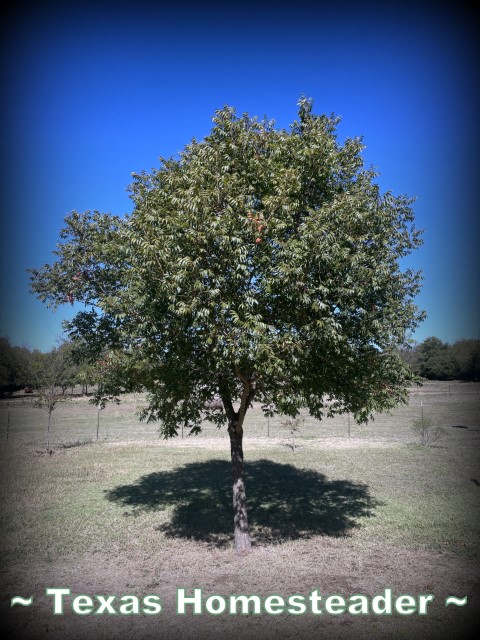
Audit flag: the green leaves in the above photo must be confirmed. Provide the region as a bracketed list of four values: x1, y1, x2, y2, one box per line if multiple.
[29, 98, 424, 434]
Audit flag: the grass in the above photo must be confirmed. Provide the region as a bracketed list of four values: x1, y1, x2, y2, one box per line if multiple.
[1, 380, 478, 448]
[0, 381, 479, 640]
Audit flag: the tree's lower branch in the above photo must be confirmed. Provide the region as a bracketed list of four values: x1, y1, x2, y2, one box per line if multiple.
[218, 374, 236, 423]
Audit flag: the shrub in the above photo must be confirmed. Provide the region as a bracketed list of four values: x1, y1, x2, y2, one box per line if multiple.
[412, 418, 447, 446]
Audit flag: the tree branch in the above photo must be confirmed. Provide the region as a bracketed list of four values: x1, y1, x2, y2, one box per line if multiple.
[218, 374, 236, 423]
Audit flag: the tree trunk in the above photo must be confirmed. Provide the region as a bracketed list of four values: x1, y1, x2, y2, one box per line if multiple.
[46, 409, 52, 451]
[219, 373, 255, 554]
[229, 423, 252, 554]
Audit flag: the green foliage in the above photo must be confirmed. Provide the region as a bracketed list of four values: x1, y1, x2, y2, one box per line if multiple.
[415, 337, 456, 380]
[32, 344, 71, 401]
[450, 339, 480, 381]
[29, 341, 78, 393]
[401, 337, 480, 381]
[29, 98, 424, 436]
[31, 343, 74, 451]
[0, 337, 33, 392]
[0, 337, 101, 396]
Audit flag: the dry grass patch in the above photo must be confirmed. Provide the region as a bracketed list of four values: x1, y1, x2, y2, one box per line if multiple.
[1, 381, 479, 639]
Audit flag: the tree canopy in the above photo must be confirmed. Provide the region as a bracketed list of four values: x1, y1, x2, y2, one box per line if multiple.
[0, 337, 32, 393]
[29, 98, 425, 552]
[401, 337, 480, 381]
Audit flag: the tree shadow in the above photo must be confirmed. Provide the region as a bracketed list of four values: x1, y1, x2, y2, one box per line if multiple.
[105, 459, 380, 547]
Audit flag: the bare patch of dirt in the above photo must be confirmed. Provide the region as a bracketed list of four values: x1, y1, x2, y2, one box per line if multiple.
[2, 539, 478, 640]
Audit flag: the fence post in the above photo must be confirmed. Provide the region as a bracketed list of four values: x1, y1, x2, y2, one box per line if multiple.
[6, 404, 11, 442]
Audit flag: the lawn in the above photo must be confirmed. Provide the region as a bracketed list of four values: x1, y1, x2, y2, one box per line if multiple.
[0, 381, 479, 639]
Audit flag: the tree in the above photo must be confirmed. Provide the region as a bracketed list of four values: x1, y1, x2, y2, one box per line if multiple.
[55, 340, 80, 394]
[75, 360, 99, 395]
[400, 337, 480, 381]
[0, 337, 33, 394]
[29, 98, 424, 552]
[451, 339, 480, 381]
[415, 336, 456, 380]
[32, 343, 72, 450]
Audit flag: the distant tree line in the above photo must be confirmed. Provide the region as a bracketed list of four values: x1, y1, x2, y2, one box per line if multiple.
[2, 335, 479, 396]
[400, 337, 480, 381]
[0, 337, 97, 396]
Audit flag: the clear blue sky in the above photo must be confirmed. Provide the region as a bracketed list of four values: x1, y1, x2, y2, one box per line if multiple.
[1, 1, 478, 352]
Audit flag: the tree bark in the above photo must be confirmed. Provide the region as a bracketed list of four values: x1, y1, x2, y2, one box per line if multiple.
[46, 409, 52, 451]
[219, 373, 255, 554]
[228, 421, 252, 554]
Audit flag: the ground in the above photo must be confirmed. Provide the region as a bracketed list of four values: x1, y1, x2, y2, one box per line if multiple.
[0, 381, 479, 639]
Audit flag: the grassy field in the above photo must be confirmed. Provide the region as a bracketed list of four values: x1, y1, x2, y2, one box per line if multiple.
[0, 381, 479, 639]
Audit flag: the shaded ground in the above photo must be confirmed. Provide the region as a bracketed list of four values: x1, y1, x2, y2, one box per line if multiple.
[1, 381, 479, 640]
[105, 459, 379, 546]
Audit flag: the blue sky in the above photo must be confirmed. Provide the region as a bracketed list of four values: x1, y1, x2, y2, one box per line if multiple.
[1, 1, 478, 351]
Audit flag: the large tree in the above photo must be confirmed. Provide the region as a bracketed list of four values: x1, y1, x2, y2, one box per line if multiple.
[415, 336, 456, 380]
[29, 98, 424, 553]
[0, 337, 33, 393]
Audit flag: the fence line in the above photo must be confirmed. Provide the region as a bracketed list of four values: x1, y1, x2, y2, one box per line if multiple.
[1, 382, 479, 449]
